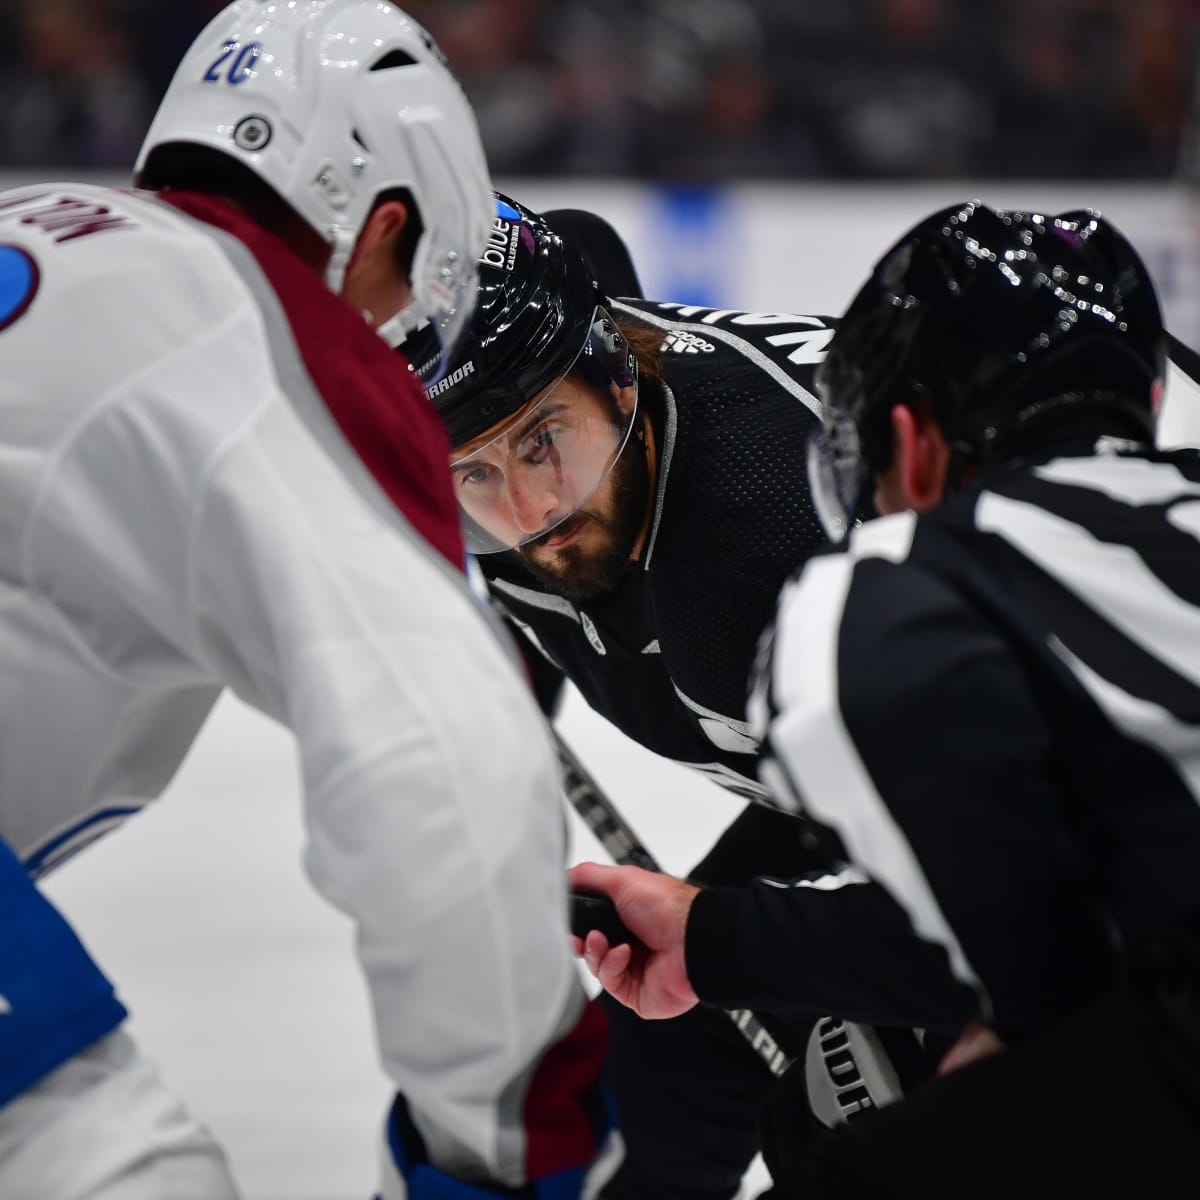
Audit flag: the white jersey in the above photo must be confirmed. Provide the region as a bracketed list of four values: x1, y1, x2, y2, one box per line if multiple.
[0, 182, 605, 1186]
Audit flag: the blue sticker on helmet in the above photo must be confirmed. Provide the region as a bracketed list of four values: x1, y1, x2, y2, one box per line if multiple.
[0, 246, 39, 332]
[495, 198, 522, 222]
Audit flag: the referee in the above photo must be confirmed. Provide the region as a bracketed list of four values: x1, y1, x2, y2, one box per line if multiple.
[575, 201, 1200, 1195]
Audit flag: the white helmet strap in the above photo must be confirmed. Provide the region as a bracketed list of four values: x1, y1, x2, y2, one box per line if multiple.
[376, 303, 421, 350]
[324, 226, 357, 296]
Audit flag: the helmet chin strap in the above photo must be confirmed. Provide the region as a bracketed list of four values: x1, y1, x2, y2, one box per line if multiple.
[376, 297, 424, 351]
[324, 226, 357, 296]
[326, 227, 425, 355]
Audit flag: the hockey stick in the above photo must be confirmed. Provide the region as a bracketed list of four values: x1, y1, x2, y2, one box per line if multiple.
[554, 728, 794, 1078]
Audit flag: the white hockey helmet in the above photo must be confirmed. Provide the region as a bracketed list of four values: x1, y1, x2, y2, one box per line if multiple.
[134, 0, 492, 383]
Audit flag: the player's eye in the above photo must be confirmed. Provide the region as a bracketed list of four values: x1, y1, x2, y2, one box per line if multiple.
[520, 424, 558, 464]
[456, 463, 494, 488]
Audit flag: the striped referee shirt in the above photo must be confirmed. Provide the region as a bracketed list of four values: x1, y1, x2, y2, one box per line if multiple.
[744, 427, 1200, 1040]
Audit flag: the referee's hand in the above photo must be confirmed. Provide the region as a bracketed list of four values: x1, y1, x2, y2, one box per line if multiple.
[568, 861, 701, 1020]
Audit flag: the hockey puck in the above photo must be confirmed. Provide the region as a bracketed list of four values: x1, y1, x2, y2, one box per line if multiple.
[570, 891, 636, 946]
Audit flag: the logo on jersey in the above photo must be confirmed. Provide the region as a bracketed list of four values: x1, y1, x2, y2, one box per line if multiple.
[652, 303, 835, 366]
[0, 245, 39, 332]
[660, 330, 715, 355]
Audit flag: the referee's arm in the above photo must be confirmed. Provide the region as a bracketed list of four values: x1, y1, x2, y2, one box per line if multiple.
[743, 550, 1115, 1038]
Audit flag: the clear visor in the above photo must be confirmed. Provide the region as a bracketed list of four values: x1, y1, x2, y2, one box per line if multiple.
[806, 409, 867, 543]
[413, 234, 483, 386]
[449, 307, 638, 554]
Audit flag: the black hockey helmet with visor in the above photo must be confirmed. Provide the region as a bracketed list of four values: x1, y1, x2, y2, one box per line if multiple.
[808, 201, 1166, 541]
[424, 193, 638, 554]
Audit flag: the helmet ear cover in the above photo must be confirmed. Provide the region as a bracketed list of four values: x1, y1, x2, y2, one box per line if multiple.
[574, 309, 637, 394]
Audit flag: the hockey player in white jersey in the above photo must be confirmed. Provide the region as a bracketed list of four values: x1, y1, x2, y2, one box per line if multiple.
[0, 3, 618, 1198]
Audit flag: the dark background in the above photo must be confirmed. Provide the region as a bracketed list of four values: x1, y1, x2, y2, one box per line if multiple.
[0, 0, 1197, 180]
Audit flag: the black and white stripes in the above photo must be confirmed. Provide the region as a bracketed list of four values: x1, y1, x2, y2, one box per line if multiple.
[754, 436, 1200, 1036]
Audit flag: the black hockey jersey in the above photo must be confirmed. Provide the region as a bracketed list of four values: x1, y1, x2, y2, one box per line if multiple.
[480, 299, 836, 799]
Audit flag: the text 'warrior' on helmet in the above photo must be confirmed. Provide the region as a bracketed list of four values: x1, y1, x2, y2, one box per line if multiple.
[134, 0, 493, 382]
[423, 192, 609, 449]
[807, 201, 1167, 540]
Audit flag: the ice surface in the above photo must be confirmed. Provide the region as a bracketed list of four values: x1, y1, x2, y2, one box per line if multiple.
[41, 685, 769, 1200]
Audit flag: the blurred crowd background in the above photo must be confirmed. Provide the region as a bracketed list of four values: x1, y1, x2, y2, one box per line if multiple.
[0, 0, 1197, 180]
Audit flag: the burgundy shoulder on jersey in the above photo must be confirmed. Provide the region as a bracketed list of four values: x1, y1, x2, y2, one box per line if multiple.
[161, 191, 465, 571]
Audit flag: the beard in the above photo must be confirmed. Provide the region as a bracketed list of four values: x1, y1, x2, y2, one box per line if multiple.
[510, 430, 652, 606]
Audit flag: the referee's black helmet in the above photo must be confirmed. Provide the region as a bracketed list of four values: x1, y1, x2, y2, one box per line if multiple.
[807, 202, 1167, 537]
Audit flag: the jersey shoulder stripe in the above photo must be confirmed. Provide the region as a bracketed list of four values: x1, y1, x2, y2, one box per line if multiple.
[760, 528, 982, 999]
[612, 298, 830, 417]
[165, 192, 466, 572]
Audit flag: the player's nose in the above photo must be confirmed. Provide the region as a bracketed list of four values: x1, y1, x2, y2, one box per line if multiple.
[507, 473, 562, 536]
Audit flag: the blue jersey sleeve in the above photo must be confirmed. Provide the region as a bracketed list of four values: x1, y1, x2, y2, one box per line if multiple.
[0, 837, 127, 1106]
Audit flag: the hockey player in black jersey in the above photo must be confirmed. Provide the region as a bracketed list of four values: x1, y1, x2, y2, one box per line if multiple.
[439, 195, 834, 795]
[422, 192, 953, 1200]
[577, 202, 1200, 1196]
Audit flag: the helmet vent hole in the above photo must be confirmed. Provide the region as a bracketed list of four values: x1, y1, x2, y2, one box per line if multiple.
[370, 49, 417, 71]
[351, 128, 369, 151]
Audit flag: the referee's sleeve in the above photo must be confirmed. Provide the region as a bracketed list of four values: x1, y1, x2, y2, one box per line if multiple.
[756, 549, 1116, 1037]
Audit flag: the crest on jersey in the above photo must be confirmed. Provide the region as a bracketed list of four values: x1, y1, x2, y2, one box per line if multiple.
[0, 245, 39, 332]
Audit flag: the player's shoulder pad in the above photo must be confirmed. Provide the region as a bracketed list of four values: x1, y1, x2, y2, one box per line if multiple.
[612, 297, 837, 378]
